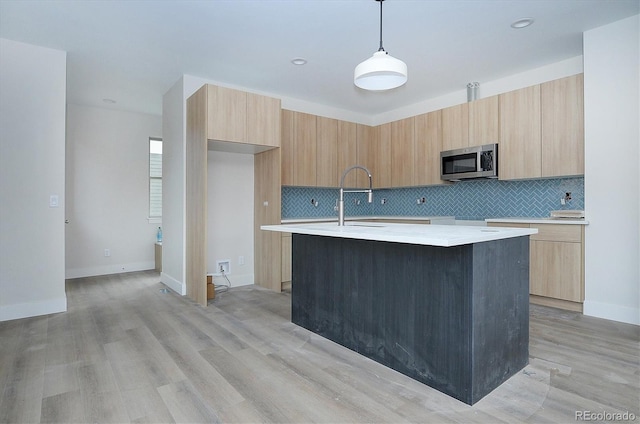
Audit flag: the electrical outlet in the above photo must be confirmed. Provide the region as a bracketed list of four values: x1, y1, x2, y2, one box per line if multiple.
[238, 255, 245, 265]
[216, 260, 230, 275]
[104, 249, 110, 257]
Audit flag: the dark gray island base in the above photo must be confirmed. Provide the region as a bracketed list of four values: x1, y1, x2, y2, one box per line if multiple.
[291, 234, 530, 405]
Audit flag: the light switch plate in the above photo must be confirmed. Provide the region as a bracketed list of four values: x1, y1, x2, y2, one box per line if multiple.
[49, 194, 59, 208]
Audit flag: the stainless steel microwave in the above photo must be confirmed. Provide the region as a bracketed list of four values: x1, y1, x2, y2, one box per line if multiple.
[440, 143, 498, 181]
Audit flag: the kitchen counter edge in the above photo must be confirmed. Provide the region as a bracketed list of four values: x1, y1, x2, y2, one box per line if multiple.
[486, 217, 589, 225]
[262, 222, 537, 248]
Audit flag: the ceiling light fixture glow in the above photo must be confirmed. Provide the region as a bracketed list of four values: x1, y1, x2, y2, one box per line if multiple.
[354, 0, 407, 91]
[511, 17, 534, 29]
[291, 58, 307, 65]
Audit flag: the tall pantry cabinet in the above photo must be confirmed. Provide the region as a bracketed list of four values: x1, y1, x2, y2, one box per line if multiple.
[186, 84, 282, 306]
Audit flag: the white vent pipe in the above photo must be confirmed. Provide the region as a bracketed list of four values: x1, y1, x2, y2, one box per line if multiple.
[467, 82, 480, 102]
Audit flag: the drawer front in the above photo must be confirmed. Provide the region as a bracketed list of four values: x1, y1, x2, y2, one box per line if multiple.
[530, 224, 582, 242]
[487, 222, 530, 229]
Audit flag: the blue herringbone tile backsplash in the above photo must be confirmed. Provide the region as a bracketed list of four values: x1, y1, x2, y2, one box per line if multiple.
[282, 177, 584, 220]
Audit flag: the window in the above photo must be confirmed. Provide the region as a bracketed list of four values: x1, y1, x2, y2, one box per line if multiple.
[149, 138, 162, 218]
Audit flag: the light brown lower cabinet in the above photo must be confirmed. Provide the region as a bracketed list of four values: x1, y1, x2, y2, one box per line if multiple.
[488, 222, 585, 312]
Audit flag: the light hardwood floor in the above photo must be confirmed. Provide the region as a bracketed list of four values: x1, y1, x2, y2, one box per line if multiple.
[1, 270, 638, 423]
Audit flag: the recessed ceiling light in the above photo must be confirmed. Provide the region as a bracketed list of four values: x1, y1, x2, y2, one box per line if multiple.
[291, 58, 307, 66]
[511, 18, 534, 29]
[102, 98, 117, 104]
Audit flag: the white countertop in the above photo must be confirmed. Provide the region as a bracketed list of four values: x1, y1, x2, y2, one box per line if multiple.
[261, 222, 538, 247]
[485, 217, 589, 225]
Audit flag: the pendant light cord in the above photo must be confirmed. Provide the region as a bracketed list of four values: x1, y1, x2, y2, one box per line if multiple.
[378, 0, 385, 52]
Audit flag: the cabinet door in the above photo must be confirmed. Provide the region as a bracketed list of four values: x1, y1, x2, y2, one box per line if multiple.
[247, 92, 281, 147]
[280, 109, 294, 186]
[541, 74, 584, 177]
[376, 124, 391, 188]
[530, 240, 582, 302]
[441, 103, 469, 151]
[499, 85, 541, 180]
[316, 116, 338, 187]
[469, 95, 499, 146]
[414, 110, 442, 186]
[293, 112, 317, 186]
[337, 120, 357, 187]
[356, 124, 385, 188]
[207, 85, 246, 143]
[391, 117, 415, 187]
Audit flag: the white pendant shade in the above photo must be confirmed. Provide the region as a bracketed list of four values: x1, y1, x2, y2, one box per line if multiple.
[354, 50, 407, 91]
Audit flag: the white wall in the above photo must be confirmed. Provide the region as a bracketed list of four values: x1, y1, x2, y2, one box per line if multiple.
[65, 104, 162, 278]
[160, 78, 186, 294]
[583, 15, 640, 325]
[0, 39, 67, 321]
[207, 151, 254, 287]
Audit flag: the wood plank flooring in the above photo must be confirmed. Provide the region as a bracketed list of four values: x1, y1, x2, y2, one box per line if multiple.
[0, 270, 638, 423]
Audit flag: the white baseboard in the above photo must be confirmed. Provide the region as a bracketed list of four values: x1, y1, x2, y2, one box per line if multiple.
[0, 296, 67, 322]
[583, 300, 640, 326]
[161, 272, 186, 295]
[65, 261, 155, 279]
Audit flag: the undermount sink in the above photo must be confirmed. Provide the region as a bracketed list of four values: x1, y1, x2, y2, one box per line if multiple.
[345, 223, 386, 228]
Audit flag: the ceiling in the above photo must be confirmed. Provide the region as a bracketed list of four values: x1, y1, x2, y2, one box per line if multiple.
[1, 0, 638, 118]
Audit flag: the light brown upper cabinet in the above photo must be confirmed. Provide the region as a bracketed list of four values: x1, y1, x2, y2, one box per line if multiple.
[281, 109, 294, 185]
[499, 74, 584, 180]
[375, 123, 392, 188]
[357, 124, 388, 188]
[337, 120, 358, 187]
[247, 92, 281, 147]
[281, 110, 317, 186]
[414, 110, 443, 186]
[499, 85, 542, 180]
[293, 112, 317, 186]
[469, 95, 499, 146]
[206, 85, 280, 147]
[541, 74, 584, 177]
[282, 112, 362, 188]
[391, 117, 415, 187]
[441, 103, 469, 151]
[316, 116, 338, 187]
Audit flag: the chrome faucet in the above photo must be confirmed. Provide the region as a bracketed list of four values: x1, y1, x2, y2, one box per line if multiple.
[338, 165, 373, 226]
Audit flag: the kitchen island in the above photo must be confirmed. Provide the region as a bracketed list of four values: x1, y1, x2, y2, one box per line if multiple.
[261, 222, 538, 405]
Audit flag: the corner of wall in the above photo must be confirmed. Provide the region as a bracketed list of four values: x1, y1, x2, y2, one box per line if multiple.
[161, 272, 186, 296]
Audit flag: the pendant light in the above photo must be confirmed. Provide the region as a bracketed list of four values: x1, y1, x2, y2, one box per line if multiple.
[354, 0, 407, 91]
